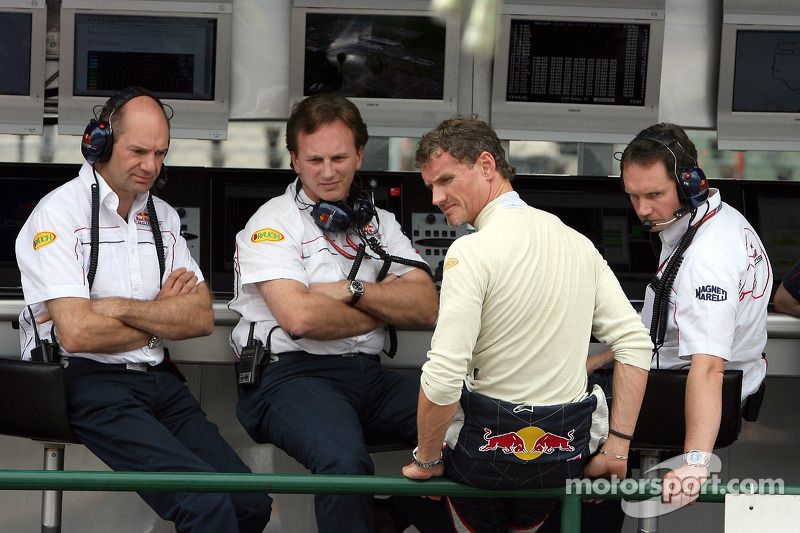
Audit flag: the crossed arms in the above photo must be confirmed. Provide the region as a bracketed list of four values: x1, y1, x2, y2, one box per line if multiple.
[46, 268, 213, 355]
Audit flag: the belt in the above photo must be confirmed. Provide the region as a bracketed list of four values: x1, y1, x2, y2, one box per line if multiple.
[64, 357, 167, 373]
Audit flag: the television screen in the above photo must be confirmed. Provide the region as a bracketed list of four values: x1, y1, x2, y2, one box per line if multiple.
[717, 13, 800, 151]
[290, 2, 463, 136]
[0, 1, 45, 135]
[58, 1, 232, 140]
[490, 3, 664, 143]
[0, 12, 31, 96]
[73, 14, 216, 101]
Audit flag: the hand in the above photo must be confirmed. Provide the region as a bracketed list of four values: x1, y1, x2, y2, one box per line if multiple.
[401, 462, 445, 500]
[661, 464, 708, 508]
[157, 268, 198, 299]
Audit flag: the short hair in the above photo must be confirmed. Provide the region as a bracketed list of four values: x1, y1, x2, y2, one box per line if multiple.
[620, 122, 697, 181]
[285, 94, 369, 154]
[415, 118, 516, 180]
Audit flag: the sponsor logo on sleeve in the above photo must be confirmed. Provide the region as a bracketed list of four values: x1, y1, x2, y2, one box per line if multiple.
[251, 228, 284, 243]
[444, 257, 459, 270]
[695, 285, 727, 301]
[33, 231, 57, 250]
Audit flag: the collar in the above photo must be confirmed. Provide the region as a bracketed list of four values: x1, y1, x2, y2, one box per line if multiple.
[473, 191, 526, 230]
[659, 188, 722, 248]
[78, 161, 150, 219]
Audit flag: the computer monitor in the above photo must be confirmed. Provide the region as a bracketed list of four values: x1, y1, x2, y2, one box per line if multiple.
[490, 1, 665, 143]
[0, 0, 45, 135]
[58, 0, 232, 140]
[289, 0, 462, 137]
[717, 13, 800, 151]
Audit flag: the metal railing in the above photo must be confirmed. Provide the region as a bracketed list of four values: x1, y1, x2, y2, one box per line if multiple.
[1, 470, 798, 533]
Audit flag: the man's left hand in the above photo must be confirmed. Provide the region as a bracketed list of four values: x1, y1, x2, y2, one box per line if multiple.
[662, 464, 708, 508]
[402, 461, 444, 481]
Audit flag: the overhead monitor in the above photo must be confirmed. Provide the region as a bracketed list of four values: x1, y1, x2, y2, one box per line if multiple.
[491, 1, 665, 143]
[0, 0, 45, 135]
[289, 0, 462, 137]
[717, 13, 800, 151]
[58, 0, 232, 140]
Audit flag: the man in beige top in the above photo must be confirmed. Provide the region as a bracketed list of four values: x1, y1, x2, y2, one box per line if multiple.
[402, 118, 651, 532]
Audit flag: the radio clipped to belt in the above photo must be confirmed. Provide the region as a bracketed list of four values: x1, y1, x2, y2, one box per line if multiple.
[28, 306, 60, 363]
[237, 323, 280, 388]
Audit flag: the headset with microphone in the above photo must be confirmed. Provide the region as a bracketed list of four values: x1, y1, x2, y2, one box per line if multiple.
[626, 126, 709, 232]
[81, 85, 173, 189]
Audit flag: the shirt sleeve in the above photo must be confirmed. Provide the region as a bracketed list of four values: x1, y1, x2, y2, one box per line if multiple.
[421, 237, 484, 405]
[16, 204, 89, 304]
[235, 200, 309, 287]
[673, 247, 739, 360]
[591, 252, 652, 370]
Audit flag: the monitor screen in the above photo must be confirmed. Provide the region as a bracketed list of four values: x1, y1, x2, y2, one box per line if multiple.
[717, 20, 800, 150]
[290, 2, 462, 136]
[0, 2, 45, 134]
[72, 14, 216, 101]
[58, 1, 232, 140]
[491, 5, 664, 142]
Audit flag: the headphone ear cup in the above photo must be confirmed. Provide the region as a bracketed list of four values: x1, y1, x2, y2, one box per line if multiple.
[81, 119, 113, 164]
[351, 193, 376, 227]
[678, 166, 709, 208]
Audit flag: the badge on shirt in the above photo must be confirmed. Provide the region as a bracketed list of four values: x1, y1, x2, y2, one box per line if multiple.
[134, 211, 150, 227]
[33, 231, 57, 250]
[444, 257, 459, 270]
[695, 284, 728, 302]
[251, 228, 284, 243]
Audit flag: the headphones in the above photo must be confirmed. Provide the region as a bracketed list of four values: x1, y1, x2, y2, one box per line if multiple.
[310, 190, 377, 233]
[630, 127, 709, 209]
[298, 180, 377, 233]
[81, 86, 170, 165]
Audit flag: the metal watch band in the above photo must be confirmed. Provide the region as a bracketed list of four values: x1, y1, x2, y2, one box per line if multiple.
[412, 447, 443, 470]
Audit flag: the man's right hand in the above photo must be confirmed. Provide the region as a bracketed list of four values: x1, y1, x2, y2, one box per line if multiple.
[157, 268, 198, 299]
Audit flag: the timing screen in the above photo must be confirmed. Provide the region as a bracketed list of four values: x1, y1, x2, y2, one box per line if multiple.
[505, 19, 649, 106]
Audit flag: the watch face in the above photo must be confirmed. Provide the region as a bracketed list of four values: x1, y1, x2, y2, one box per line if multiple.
[350, 280, 364, 294]
[686, 450, 708, 466]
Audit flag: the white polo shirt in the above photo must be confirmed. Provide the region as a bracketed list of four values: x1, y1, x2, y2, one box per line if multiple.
[228, 179, 421, 356]
[16, 161, 201, 365]
[641, 189, 771, 398]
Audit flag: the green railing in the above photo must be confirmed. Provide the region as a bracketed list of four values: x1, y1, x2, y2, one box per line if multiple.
[0, 471, 797, 533]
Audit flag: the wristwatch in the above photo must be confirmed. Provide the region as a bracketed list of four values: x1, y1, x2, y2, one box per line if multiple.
[683, 449, 711, 467]
[347, 280, 365, 305]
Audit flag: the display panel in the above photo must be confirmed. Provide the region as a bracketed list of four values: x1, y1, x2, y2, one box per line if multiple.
[491, 3, 664, 142]
[58, 0, 232, 140]
[290, 1, 462, 136]
[718, 21, 800, 150]
[0, 1, 45, 134]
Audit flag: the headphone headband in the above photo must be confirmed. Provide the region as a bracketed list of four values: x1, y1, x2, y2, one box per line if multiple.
[81, 86, 171, 165]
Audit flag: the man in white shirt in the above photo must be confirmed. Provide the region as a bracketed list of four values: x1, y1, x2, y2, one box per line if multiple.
[402, 118, 652, 532]
[16, 87, 271, 532]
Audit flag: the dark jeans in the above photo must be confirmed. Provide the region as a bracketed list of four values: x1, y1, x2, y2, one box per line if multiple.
[65, 358, 272, 533]
[237, 352, 422, 533]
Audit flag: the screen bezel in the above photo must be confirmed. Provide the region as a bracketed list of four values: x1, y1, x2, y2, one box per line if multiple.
[57, 0, 232, 140]
[717, 17, 800, 151]
[0, 1, 45, 135]
[289, 2, 461, 137]
[490, 5, 664, 143]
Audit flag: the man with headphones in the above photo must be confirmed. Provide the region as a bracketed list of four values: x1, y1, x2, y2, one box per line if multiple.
[15, 87, 271, 532]
[614, 123, 771, 507]
[230, 94, 441, 532]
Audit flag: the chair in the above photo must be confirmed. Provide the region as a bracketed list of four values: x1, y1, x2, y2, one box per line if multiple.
[628, 368, 765, 533]
[0, 357, 80, 533]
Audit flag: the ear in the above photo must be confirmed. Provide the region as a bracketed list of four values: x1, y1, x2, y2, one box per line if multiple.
[477, 151, 496, 178]
[290, 151, 300, 175]
[355, 147, 365, 170]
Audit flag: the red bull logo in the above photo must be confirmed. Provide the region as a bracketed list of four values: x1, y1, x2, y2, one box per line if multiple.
[531, 429, 575, 454]
[479, 427, 576, 460]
